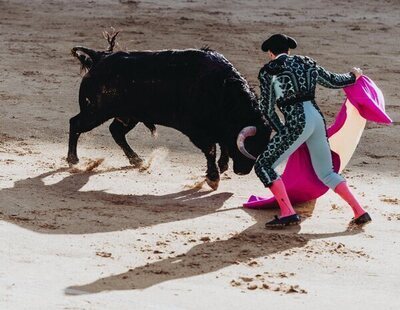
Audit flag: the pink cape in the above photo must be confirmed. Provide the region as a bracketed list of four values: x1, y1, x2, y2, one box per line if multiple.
[244, 76, 392, 209]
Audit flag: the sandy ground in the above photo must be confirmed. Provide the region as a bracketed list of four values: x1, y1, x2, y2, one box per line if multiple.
[1, 0, 400, 309]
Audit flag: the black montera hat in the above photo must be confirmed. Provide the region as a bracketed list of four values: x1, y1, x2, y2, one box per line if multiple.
[261, 33, 297, 52]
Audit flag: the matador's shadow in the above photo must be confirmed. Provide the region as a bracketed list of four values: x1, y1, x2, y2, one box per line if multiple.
[65, 202, 364, 295]
[0, 167, 363, 294]
[0, 167, 233, 234]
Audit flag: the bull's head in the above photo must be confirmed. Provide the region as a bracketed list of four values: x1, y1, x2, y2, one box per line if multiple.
[237, 126, 258, 160]
[219, 75, 272, 175]
[231, 122, 271, 175]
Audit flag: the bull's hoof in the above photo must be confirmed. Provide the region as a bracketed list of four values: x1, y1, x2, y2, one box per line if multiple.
[205, 177, 220, 191]
[67, 155, 79, 165]
[129, 156, 143, 168]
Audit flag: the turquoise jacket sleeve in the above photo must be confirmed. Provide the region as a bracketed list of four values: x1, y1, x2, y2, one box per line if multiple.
[316, 65, 356, 89]
[258, 69, 284, 133]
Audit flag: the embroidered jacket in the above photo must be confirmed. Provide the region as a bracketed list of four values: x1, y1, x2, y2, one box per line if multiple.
[258, 54, 356, 132]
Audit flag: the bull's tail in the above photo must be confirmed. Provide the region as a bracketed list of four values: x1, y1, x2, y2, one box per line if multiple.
[115, 118, 157, 137]
[71, 30, 120, 73]
[71, 46, 104, 72]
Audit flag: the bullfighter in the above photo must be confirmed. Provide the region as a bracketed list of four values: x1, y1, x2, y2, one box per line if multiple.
[255, 33, 371, 228]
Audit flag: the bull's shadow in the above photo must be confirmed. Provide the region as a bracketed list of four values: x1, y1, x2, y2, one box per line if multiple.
[65, 204, 364, 295]
[0, 167, 233, 234]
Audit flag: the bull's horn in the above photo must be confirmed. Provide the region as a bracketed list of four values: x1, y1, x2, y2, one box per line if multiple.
[236, 126, 257, 160]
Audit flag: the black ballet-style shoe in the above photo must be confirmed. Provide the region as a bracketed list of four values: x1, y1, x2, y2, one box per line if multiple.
[265, 214, 301, 228]
[351, 212, 372, 225]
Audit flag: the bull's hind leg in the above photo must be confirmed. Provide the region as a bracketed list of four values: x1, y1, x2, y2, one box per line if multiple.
[109, 118, 143, 167]
[217, 144, 229, 173]
[67, 112, 110, 165]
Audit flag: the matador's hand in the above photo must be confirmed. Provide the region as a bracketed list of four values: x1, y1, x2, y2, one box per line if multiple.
[351, 67, 363, 80]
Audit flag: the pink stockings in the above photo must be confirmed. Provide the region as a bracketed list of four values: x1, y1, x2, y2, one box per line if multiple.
[334, 181, 367, 219]
[270, 179, 366, 219]
[269, 178, 296, 217]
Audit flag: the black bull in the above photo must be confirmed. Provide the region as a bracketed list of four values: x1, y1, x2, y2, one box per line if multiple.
[67, 47, 272, 189]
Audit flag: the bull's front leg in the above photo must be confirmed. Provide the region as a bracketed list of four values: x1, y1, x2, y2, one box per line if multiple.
[217, 144, 229, 173]
[202, 144, 220, 190]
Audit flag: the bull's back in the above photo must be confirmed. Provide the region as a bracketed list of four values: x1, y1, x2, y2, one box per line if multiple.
[85, 49, 234, 130]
